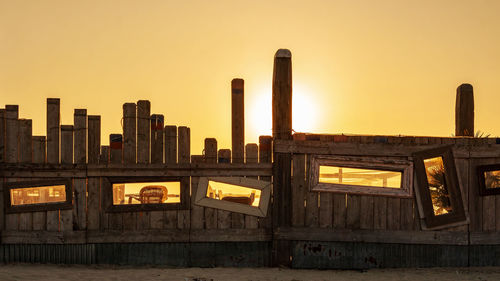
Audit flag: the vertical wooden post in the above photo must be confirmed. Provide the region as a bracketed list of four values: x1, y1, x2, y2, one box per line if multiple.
[245, 143, 259, 229]
[109, 134, 123, 163]
[204, 138, 218, 229]
[87, 115, 101, 231]
[47, 98, 60, 164]
[5, 105, 19, 231]
[137, 101, 151, 230]
[60, 125, 74, 231]
[98, 146, 111, 231]
[123, 103, 136, 164]
[178, 126, 191, 229]
[164, 125, 178, 229]
[32, 136, 47, 230]
[150, 114, 164, 164]
[272, 49, 293, 266]
[217, 149, 232, 229]
[18, 119, 33, 230]
[74, 109, 87, 230]
[455, 83, 474, 136]
[232, 78, 245, 163]
[191, 155, 205, 229]
[258, 135, 273, 229]
[0, 109, 5, 163]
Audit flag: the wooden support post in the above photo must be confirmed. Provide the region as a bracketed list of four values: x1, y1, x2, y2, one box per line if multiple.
[204, 138, 218, 229]
[5, 105, 19, 231]
[18, 119, 33, 231]
[455, 83, 474, 136]
[123, 103, 136, 164]
[137, 100, 150, 164]
[47, 98, 60, 164]
[258, 135, 273, 229]
[217, 149, 232, 229]
[32, 136, 46, 230]
[164, 125, 178, 229]
[178, 126, 191, 229]
[87, 115, 101, 231]
[245, 143, 259, 229]
[0, 109, 4, 163]
[150, 114, 164, 164]
[60, 125, 74, 231]
[109, 134, 123, 163]
[74, 109, 87, 230]
[191, 155, 205, 229]
[272, 49, 293, 266]
[232, 78, 245, 163]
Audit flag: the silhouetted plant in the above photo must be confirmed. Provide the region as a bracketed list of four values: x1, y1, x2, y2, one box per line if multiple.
[426, 162, 452, 215]
[485, 171, 500, 189]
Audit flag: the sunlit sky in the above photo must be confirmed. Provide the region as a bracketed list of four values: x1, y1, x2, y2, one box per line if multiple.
[1, 1, 500, 155]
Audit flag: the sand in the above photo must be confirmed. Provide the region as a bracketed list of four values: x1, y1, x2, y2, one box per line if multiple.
[0, 265, 499, 281]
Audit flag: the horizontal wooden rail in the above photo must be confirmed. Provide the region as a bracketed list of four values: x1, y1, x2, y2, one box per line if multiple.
[0, 163, 273, 178]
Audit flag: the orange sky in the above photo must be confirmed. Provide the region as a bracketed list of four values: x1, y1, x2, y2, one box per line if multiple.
[1, 1, 500, 154]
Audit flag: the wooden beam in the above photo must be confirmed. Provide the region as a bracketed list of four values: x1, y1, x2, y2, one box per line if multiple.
[455, 83, 474, 136]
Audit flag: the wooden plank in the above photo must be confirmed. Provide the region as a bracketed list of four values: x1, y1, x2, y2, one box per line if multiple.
[46, 99, 60, 164]
[373, 197, 387, 230]
[87, 116, 101, 231]
[204, 138, 218, 229]
[258, 136, 273, 229]
[333, 194, 346, 229]
[18, 119, 33, 231]
[60, 125, 74, 232]
[0, 109, 5, 163]
[346, 194, 361, 229]
[88, 116, 101, 164]
[483, 196, 496, 232]
[217, 149, 231, 229]
[231, 79, 245, 229]
[123, 103, 136, 164]
[304, 155, 319, 227]
[74, 109, 87, 231]
[5, 105, 19, 231]
[177, 126, 190, 229]
[1, 231, 86, 244]
[291, 154, 305, 227]
[32, 136, 46, 231]
[497, 195, 500, 232]
[359, 196, 374, 230]
[386, 197, 401, 230]
[319, 192, 333, 228]
[469, 158, 482, 232]
[150, 114, 164, 229]
[191, 155, 205, 229]
[136, 100, 150, 164]
[245, 143, 259, 229]
[399, 198, 415, 231]
[455, 83, 474, 136]
[164, 125, 177, 229]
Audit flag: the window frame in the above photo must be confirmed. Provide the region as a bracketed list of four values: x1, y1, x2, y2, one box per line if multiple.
[477, 163, 500, 196]
[413, 146, 468, 230]
[103, 176, 188, 213]
[4, 179, 73, 213]
[308, 155, 413, 198]
[193, 176, 271, 217]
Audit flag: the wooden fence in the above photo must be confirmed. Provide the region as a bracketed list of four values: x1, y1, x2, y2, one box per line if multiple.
[0, 49, 499, 268]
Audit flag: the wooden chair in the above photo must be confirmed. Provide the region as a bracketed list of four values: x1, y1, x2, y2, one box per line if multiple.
[139, 185, 168, 203]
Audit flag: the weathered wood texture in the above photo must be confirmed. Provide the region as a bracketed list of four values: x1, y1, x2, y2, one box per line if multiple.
[456, 84, 474, 137]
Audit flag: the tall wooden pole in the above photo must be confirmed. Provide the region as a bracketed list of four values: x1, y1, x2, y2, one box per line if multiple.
[272, 49, 293, 267]
[455, 83, 474, 137]
[232, 78, 245, 163]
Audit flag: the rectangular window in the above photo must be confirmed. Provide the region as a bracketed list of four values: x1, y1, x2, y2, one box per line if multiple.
[194, 177, 271, 217]
[4, 179, 73, 213]
[112, 181, 180, 205]
[309, 156, 413, 197]
[105, 177, 187, 212]
[413, 146, 468, 230]
[477, 164, 500, 196]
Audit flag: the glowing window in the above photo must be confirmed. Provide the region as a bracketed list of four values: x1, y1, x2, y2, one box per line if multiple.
[309, 156, 413, 197]
[423, 157, 453, 216]
[477, 164, 500, 196]
[207, 180, 262, 207]
[112, 181, 180, 205]
[4, 180, 72, 213]
[10, 185, 66, 206]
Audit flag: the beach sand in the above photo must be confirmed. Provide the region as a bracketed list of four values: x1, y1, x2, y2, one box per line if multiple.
[0, 265, 499, 281]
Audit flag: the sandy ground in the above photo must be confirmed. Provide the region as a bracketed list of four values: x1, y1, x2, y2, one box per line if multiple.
[0, 265, 499, 281]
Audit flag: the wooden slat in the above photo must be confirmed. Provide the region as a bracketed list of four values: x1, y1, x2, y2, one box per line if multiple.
[164, 126, 177, 229]
[74, 110, 87, 231]
[5, 105, 19, 231]
[333, 194, 346, 229]
[109, 134, 122, 164]
[386, 197, 401, 230]
[87, 116, 101, 231]
[304, 155, 319, 227]
[123, 103, 136, 164]
[150, 114, 164, 229]
[18, 119, 33, 231]
[373, 197, 387, 230]
[88, 116, 101, 164]
[245, 143, 259, 229]
[319, 192, 333, 228]
[455, 84, 474, 136]
[46, 99, 60, 164]
[137, 100, 150, 164]
[259, 136, 272, 229]
[204, 138, 218, 229]
[217, 149, 231, 229]
[177, 126, 191, 229]
[291, 154, 306, 227]
[469, 158, 482, 232]
[32, 136, 46, 231]
[231, 80, 246, 229]
[400, 198, 415, 231]
[346, 194, 361, 229]
[191, 155, 205, 229]
[0, 109, 5, 163]
[359, 196, 374, 229]
[60, 125, 74, 231]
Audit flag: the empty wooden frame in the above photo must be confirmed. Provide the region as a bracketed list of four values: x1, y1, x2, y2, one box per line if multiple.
[194, 177, 271, 217]
[308, 155, 413, 197]
[413, 146, 468, 230]
[477, 164, 500, 196]
[104, 177, 188, 212]
[4, 179, 73, 213]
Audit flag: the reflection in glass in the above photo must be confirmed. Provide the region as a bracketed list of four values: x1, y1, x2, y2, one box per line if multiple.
[207, 181, 261, 207]
[319, 166, 401, 188]
[10, 185, 66, 206]
[424, 157, 453, 216]
[112, 182, 180, 205]
[484, 170, 500, 189]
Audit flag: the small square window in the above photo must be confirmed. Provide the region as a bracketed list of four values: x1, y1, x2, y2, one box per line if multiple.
[194, 177, 271, 217]
[413, 146, 468, 230]
[104, 177, 187, 212]
[477, 164, 500, 196]
[4, 179, 73, 213]
[309, 155, 413, 197]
